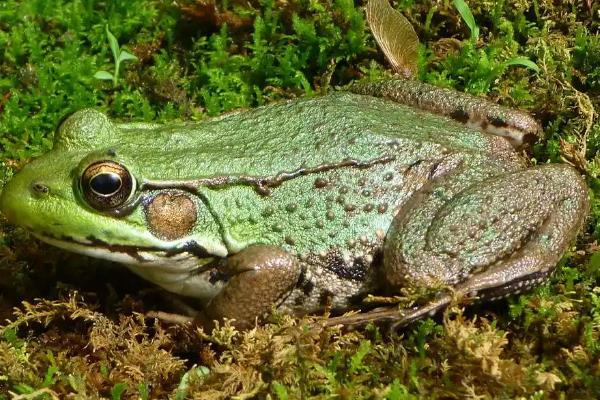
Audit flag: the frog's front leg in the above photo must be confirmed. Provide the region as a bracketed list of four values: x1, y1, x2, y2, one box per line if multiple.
[195, 245, 301, 329]
[383, 164, 588, 315]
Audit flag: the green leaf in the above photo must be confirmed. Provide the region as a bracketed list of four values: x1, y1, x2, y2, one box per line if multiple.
[272, 381, 289, 400]
[385, 379, 415, 400]
[42, 351, 58, 386]
[504, 57, 540, 73]
[453, 0, 479, 41]
[138, 382, 150, 400]
[118, 50, 138, 63]
[587, 251, 600, 272]
[43, 365, 59, 387]
[100, 362, 110, 378]
[3, 328, 19, 346]
[349, 340, 371, 374]
[111, 383, 127, 400]
[175, 366, 211, 400]
[94, 71, 114, 80]
[105, 25, 120, 64]
[13, 383, 35, 395]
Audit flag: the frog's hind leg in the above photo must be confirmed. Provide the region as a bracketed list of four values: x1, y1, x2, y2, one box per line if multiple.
[351, 79, 541, 149]
[383, 164, 588, 320]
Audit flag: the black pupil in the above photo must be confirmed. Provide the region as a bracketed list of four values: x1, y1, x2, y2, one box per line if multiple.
[90, 172, 122, 196]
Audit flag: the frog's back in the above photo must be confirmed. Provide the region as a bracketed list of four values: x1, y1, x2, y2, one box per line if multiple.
[117, 92, 523, 181]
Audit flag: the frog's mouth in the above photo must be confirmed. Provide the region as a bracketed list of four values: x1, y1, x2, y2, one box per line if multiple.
[32, 232, 215, 271]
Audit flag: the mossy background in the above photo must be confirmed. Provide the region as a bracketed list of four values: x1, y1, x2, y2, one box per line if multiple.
[0, 0, 599, 398]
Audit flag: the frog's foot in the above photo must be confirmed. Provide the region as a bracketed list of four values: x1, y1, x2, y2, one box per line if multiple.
[194, 245, 301, 330]
[383, 163, 588, 305]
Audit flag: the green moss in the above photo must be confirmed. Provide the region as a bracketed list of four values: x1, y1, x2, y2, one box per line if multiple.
[1, 0, 599, 398]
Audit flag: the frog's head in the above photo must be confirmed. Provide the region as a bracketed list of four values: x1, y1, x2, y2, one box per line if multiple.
[0, 110, 227, 297]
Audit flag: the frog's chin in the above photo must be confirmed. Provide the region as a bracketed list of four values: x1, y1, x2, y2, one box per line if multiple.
[32, 232, 226, 300]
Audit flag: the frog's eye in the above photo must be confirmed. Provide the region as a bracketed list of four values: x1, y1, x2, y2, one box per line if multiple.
[81, 161, 135, 211]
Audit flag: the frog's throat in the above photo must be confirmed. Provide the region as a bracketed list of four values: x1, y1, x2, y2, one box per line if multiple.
[32, 233, 215, 272]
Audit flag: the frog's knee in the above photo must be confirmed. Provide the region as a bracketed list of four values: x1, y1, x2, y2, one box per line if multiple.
[537, 163, 588, 213]
[527, 164, 588, 251]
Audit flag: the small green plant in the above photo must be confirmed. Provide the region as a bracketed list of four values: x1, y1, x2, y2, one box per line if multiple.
[174, 366, 210, 400]
[453, 0, 479, 41]
[94, 25, 138, 87]
[110, 382, 127, 400]
[450, 0, 539, 83]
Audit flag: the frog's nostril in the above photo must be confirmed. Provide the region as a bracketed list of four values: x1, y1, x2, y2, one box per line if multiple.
[31, 182, 50, 197]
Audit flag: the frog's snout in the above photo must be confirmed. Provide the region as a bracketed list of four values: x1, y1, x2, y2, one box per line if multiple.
[0, 170, 50, 226]
[0, 177, 20, 224]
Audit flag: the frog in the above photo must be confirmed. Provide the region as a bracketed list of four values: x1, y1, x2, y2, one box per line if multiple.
[0, 0, 589, 329]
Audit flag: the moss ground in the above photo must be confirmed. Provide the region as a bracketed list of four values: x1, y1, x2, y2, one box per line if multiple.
[0, 0, 599, 398]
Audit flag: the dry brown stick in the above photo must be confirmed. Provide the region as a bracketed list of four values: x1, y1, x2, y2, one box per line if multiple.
[321, 293, 457, 329]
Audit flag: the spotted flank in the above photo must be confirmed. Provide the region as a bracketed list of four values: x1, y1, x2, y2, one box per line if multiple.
[279, 242, 383, 314]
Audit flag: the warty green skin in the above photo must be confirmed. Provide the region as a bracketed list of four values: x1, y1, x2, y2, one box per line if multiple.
[0, 81, 589, 328]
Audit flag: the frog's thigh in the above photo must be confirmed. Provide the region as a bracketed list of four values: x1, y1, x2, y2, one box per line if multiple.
[383, 164, 588, 297]
[196, 245, 301, 329]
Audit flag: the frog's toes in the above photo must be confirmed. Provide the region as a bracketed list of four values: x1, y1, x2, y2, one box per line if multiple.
[383, 163, 588, 300]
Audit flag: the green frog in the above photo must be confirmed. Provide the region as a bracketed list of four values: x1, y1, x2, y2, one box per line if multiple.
[0, 0, 588, 328]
